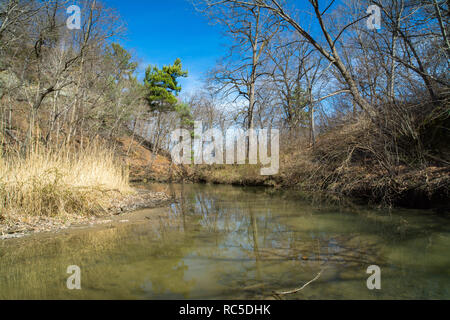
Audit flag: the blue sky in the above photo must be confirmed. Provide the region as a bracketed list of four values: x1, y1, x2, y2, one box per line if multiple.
[99, 0, 342, 100]
[103, 0, 226, 96]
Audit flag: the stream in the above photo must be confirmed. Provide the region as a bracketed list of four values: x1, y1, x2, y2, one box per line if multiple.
[0, 183, 449, 299]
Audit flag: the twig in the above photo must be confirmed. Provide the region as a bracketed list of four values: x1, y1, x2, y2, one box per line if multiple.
[273, 268, 326, 297]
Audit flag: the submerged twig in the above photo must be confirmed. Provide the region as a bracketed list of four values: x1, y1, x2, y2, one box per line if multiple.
[273, 268, 326, 298]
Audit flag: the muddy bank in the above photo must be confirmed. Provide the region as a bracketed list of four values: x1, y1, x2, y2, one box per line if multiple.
[0, 189, 173, 240]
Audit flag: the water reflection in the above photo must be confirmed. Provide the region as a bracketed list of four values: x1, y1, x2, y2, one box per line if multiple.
[0, 183, 449, 299]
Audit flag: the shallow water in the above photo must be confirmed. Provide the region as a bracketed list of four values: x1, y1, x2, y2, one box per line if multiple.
[0, 183, 449, 300]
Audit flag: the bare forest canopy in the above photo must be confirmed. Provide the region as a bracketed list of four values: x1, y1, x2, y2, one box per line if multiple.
[0, 0, 449, 192]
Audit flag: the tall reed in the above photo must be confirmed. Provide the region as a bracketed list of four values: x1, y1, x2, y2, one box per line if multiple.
[0, 142, 131, 218]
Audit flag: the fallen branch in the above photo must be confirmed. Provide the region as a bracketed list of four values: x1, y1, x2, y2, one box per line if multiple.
[273, 268, 326, 297]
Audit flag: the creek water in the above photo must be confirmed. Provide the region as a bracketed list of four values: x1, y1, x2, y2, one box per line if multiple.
[0, 183, 449, 299]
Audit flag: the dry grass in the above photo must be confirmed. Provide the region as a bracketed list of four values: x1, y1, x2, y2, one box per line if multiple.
[0, 143, 133, 218]
[192, 164, 273, 186]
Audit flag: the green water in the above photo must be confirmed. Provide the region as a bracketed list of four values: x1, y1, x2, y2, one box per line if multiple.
[0, 183, 449, 300]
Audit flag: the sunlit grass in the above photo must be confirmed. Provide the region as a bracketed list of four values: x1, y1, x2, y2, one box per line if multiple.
[0, 142, 132, 218]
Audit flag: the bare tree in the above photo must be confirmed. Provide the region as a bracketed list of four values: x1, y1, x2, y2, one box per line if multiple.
[197, 1, 281, 130]
[0, 0, 39, 46]
[201, 0, 380, 117]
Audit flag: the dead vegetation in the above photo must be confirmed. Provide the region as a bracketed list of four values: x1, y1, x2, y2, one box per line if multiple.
[0, 141, 132, 219]
[183, 97, 450, 208]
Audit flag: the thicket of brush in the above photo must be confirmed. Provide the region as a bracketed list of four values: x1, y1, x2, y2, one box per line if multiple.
[281, 96, 450, 207]
[188, 96, 449, 208]
[0, 142, 131, 219]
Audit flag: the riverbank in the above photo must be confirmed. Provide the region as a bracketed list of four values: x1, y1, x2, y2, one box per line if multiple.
[0, 189, 171, 240]
[187, 163, 449, 209]
[129, 161, 449, 210]
[124, 140, 449, 210]
[0, 142, 173, 240]
[125, 111, 449, 210]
